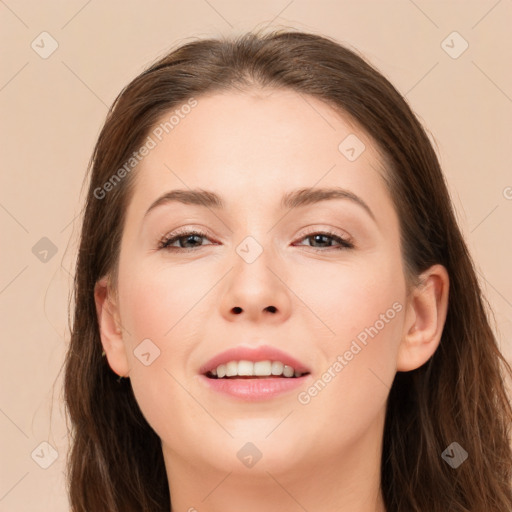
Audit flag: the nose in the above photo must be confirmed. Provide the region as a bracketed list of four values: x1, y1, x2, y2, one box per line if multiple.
[219, 242, 292, 324]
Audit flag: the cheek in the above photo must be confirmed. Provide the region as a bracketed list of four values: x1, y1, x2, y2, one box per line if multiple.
[298, 246, 405, 350]
[288, 254, 404, 443]
[118, 260, 214, 346]
[116, 261, 217, 433]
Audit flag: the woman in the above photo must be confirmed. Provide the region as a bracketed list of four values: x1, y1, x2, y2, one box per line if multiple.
[64, 29, 512, 511]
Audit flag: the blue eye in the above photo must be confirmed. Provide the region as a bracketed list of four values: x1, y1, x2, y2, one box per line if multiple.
[158, 229, 354, 252]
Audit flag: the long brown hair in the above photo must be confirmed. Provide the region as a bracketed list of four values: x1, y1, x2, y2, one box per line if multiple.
[64, 28, 512, 511]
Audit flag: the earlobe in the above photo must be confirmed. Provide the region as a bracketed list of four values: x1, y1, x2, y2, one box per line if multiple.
[396, 264, 450, 372]
[94, 276, 131, 377]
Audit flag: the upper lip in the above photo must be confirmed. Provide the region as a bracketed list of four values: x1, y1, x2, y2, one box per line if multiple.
[199, 345, 311, 375]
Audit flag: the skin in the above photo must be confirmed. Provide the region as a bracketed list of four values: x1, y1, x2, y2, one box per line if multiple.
[95, 88, 449, 512]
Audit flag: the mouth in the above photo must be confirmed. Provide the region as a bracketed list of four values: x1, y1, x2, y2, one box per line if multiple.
[199, 345, 311, 400]
[205, 360, 310, 379]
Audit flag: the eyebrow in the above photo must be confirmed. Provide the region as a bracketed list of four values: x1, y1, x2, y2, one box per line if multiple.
[144, 186, 376, 222]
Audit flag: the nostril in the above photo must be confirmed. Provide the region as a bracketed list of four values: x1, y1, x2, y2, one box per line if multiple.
[232, 307, 242, 314]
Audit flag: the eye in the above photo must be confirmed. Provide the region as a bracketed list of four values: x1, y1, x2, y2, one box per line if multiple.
[158, 229, 214, 251]
[294, 230, 354, 251]
[157, 229, 354, 252]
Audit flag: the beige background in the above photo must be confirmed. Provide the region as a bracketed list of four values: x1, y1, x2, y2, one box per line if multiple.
[1, 1, 511, 510]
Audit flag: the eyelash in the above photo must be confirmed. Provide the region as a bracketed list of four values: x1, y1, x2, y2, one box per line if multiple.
[157, 228, 354, 253]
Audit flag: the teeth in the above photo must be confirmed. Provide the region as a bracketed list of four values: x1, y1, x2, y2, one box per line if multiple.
[254, 360, 272, 376]
[209, 360, 305, 378]
[271, 361, 283, 375]
[283, 365, 294, 378]
[217, 364, 226, 378]
[226, 361, 238, 377]
[238, 360, 253, 376]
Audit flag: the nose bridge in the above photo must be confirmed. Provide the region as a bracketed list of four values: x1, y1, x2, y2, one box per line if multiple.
[232, 231, 278, 290]
[229, 199, 277, 268]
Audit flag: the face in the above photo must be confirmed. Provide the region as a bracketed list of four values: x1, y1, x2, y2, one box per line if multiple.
[101, 88, 412, 482]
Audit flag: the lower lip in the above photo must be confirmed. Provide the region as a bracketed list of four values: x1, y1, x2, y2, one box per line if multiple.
[199, 374, 310, 401]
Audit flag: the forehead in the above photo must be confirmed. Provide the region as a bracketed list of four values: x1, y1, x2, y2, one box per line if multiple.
[127, 88, 390, 217]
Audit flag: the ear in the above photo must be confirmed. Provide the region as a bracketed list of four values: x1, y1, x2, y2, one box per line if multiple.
[94, 276, 131, 377]
[397, 264, 449, 372]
